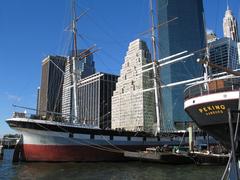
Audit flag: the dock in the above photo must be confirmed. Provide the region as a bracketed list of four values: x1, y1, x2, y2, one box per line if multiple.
[2, 136, 19, 149]
[124, 147, 229, 165]
[124, 147, 195, 164]
[189, 151, 229, 165]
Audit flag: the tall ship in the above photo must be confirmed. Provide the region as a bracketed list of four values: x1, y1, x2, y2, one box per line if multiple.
[184, 74, 240, 152]
[184, 3, 240, 154]
[184, 28, 240, 156]
[7, 112, 172, 162]
[6, 0, 186, 162]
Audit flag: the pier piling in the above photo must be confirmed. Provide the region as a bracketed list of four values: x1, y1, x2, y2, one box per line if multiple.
[0, 146, 3, 160]
[12, 135, 23, 163]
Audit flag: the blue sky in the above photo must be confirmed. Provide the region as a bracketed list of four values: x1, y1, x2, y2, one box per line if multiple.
[0, 0, 239, 137]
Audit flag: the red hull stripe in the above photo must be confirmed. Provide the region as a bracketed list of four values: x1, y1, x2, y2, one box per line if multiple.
[22, 144, 149, 162]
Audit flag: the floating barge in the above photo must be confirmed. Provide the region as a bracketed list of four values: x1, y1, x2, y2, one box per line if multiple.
[189, 151, 229, 165]
[124, 147, 229, 165]
[124, 147, 194, 164]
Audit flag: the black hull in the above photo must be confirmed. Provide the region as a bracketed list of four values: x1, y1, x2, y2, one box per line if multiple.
[6, 118, 187, 138]
[6, 119, 152, 137]
[185, 97, 240, 152]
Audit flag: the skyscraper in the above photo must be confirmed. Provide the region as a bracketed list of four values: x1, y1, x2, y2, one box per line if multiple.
[77, 72, 118, 129]
[39, 55, 66, 118]
[157, 0, 206, 129]
[209, 37, 239, 74]
[223, 4, 239, 42]
[62, 49, 96, 122]
[111, 39, 156, 132]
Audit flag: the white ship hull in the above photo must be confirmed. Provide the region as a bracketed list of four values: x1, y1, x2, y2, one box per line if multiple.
[7, 118, 182, 162]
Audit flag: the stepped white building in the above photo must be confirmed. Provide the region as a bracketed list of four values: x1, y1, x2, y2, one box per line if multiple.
[111, 39, 156, 132]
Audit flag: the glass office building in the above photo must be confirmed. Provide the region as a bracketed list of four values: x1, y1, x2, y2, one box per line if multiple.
[62, 49, 96, 122]
[209, 37, 240, 74]
[76, 50, 95, 79]
[69, 49, 96, 79]
[157, 0, 206, 129]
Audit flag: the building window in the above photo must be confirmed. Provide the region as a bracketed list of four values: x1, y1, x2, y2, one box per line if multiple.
[132, 81, 135, 90]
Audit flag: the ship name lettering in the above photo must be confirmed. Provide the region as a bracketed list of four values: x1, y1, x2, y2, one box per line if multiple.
[198, 105, 226, 115]
[206, 110, 224, 116]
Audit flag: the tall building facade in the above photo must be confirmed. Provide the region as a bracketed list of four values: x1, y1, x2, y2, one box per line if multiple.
[223, 5, 239, 42]
[157, 0, 206, 129]
[62, 49, 96, 122]
[111, 39, 156, 132]
[238, 43, 240, 60]
[77, 72, 118, 129]
[39, 55, 66, 118]
[209, 37, 240, 74]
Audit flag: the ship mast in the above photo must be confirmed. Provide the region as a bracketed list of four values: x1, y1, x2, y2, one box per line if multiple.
[202, 12, 210, 83]
[68, 0, 97, 123]
[72, 0, 79, 122]
[150, 0, 161, 133]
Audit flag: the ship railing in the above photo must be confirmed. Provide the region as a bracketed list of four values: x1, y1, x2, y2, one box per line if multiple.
[12, 111, 66, 121]
[12, 111, 101, 129]
[11, 104, 79, 122]
[184, 76, 240, 100]
[12, 112, 27, 119]
[11, 104, 103, 128]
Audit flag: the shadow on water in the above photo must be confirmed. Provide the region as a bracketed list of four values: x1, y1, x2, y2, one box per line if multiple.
[0, 149, 224, 180]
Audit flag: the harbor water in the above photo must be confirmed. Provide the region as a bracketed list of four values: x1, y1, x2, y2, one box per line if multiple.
[0, 149, 224, 180]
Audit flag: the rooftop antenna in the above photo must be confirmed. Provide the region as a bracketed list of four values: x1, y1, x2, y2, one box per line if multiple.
[227, 0, 229, 10]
